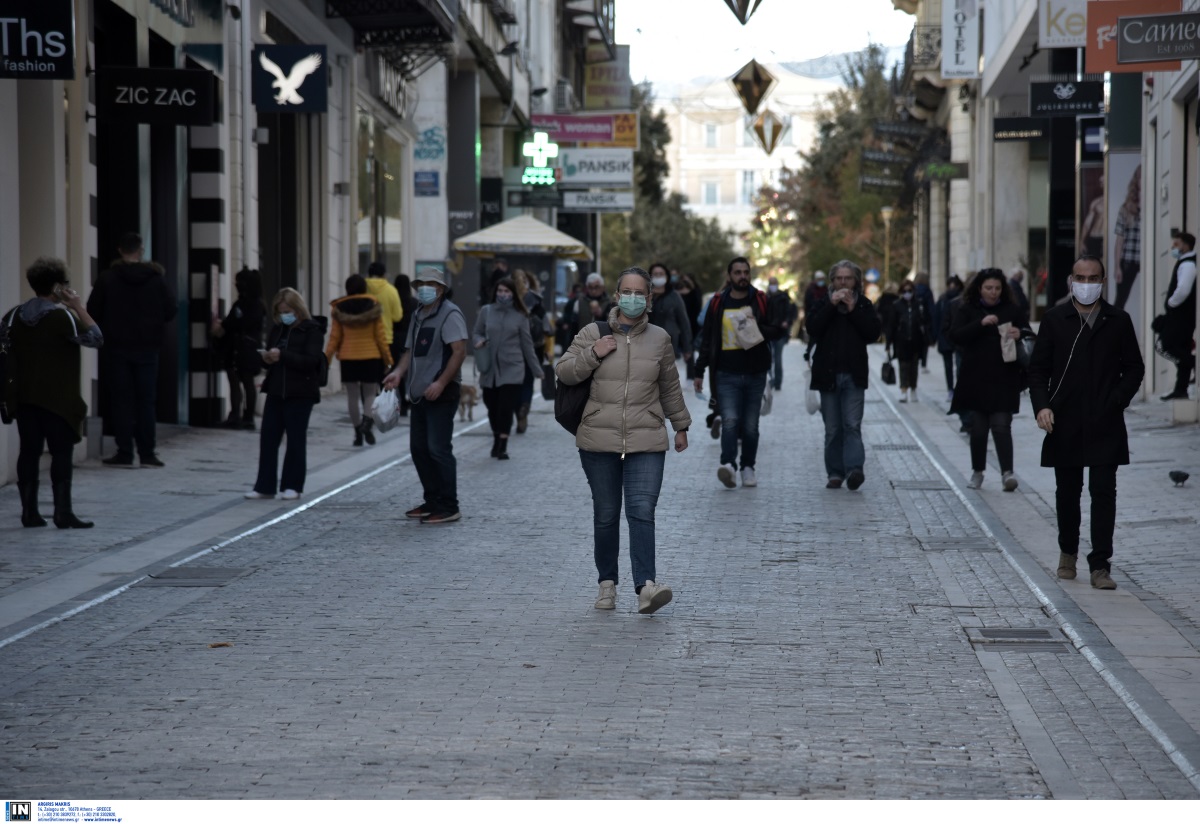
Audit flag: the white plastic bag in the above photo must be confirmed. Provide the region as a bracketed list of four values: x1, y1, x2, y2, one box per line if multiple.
[761, 384, 773, 416]
[372, 388, 401, 432]
[804, 368, 820, 416]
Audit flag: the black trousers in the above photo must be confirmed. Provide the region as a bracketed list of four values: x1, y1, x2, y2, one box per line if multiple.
[969, 411, 1013, 473]
[898, 358, 920, 389]
[253, 395, 314, 494]
[1054, 465, 1118, 572]
[483, 383, 522, 436]
[1115, 261, 1139, 311]
[17, 404, 76, 486]
[226, 368, 257, 420]
[106, 348, 159, 458]
[941, 351, 955, 392]
[1164, 339, 1195, 395]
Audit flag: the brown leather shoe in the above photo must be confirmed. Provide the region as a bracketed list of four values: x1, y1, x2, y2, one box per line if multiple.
[1057, 553, 1077, 580]
[1090, 568, 1117, 590]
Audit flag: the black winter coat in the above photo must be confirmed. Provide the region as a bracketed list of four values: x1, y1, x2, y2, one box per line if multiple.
[885, 298, 928, 361]
[260, 317, 328, 403]
[1028, 300, 1144, 468]
[806, 294, 882, 391]
[87, 261, 177, 351]
[1162, 253, 1197, 346]
[220, 297, 266, 375]
[949, 300, 1028, 415]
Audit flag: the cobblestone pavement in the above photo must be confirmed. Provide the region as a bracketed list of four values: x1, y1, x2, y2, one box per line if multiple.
[1, 345, 1198, 799]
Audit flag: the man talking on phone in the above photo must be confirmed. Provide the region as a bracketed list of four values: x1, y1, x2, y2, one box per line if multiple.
[1028, 255, 1143, 589]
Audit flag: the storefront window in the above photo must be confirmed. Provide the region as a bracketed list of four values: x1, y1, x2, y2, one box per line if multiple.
[356, 107, 404, 275]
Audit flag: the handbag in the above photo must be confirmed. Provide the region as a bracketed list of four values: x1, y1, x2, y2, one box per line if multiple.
[881, 360, 896, 385]
[1016, 334, 1036, 369]
[803, 368, 820, 415]
[554, 321, 610, 434]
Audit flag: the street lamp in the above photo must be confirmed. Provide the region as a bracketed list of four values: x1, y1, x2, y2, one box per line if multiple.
[880, 205, 895, 282]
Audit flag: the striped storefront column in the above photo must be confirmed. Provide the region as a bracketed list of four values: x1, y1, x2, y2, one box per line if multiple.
[187, 122, 228, 426]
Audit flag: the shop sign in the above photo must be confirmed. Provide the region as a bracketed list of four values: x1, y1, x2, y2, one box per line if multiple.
[96, 67, 215, 126]
[507, 189, 563, 208]
[942, 0, 980, 80]
[0, 1, 75, 80]
[368, 53, 409, 118]
[558, 149, 634, 187]
[583, 43, 631, 110]
[414, 171, 439, 197]
[915, 161, 969, 182]
[252, 45, 328, 113]
[1038, 0, 1087, 49]
[1087, 0, 1181, 74]
[531, 112, 639, 149]
[1030, 80, 1104, 117]
[994, 117, 1049, 141]
[561, 190, 634, 213]
[1117, 11, 1200, 64]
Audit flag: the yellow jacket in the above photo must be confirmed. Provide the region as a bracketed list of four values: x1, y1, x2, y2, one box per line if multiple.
[364, 277, 403, 343]
[324, 295, 393, 366]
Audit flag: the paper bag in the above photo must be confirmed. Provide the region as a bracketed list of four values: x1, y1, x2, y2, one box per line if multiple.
[998, 322, 1017, 363]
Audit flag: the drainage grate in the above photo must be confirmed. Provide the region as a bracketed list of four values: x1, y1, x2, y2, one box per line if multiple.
[136, 567, 254, 587]
[974, 641, 1072, 654]
[916, 537, 995, 552]
[891, 480, 952, 490]
[870, 444, 921, 451]
[975, 628, 1061, 640]
[967, 627, 1071, 653]
[1123, 517, 1194, 529]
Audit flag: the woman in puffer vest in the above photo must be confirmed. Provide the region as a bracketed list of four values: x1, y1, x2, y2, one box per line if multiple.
[325, 274, 393, 446]
[555, 266, 692, 616]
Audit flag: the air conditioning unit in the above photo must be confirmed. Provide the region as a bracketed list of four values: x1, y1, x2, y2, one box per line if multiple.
[554, 79, 577, 114]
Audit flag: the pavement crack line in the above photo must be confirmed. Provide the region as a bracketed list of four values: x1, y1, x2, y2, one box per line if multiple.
[0, 418, 491, 653]
[873, 377, 1200, 793]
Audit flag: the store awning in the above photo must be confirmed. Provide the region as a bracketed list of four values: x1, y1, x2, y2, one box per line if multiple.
[452, 215, 594, 260]
[325, 0, 458, 49]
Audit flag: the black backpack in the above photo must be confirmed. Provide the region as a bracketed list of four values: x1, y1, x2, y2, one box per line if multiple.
[554, 321, 610, 435]
[0, 305, 22, 425]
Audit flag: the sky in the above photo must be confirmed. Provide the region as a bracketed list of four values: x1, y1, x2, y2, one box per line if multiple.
[615, 0, 915, 93]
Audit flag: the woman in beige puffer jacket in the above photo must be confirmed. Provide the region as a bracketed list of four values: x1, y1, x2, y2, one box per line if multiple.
[556, 266, 691, 616]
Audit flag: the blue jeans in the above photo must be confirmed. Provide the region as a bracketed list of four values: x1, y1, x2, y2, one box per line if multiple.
[106, 349, 159, 458]
[716, 370, 767, 469]
[578, 450, 666, 587]
[254, 395, 314, 494]
[819, 372, 865, 480]
[768, 338, 786, 390]
[410, 388, 459, 513]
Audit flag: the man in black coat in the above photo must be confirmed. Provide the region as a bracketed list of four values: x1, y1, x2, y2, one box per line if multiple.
[806, 259, 882, 491]
[1028, 255, 1144, 590]
[88, 232, 177, 467]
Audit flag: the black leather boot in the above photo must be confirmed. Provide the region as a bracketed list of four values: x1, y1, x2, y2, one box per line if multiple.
[497, 436, 509, 460]
[352, 423, 364, 447]
[490, 434, 501, 458]
[18, 481, 47, 528]
[52, 482, 93, 529]
[360, 415, 376, 445]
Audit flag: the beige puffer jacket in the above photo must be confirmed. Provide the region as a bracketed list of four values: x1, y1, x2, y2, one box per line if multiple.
[555, 306, 691, 454]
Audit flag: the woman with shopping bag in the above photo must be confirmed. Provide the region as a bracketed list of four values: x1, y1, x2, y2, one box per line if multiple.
[950, 268, 1029, 491]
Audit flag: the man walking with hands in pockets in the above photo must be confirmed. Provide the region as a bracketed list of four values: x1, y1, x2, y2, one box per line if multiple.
[1028, 255, 1144, 589]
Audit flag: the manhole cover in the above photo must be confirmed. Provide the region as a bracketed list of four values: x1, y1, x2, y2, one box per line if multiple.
[136, 567, 254, 587]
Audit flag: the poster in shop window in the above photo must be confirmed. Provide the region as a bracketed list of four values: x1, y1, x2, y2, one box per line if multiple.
[1107, 151, 1144, 344]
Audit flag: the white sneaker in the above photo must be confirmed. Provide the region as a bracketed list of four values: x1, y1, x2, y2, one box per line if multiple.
[280, 489, 301, 500]
[595, 580, 616, 610]
[1002, 472, 1019, 492]
[899, 389, 908, 403]
[638, 580, 673, 614]
[910, 389, 917, 403]
[244, 490, 274, 499]
[741, 466, 757, 487]
[717, 463, 738, 489]
[967, 472, 983, 490]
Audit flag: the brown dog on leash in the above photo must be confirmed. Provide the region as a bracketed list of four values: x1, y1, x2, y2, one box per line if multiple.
[459, 384, 479, 421]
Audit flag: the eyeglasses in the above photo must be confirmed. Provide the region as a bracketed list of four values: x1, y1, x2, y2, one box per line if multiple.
[618, 290, 648, 298]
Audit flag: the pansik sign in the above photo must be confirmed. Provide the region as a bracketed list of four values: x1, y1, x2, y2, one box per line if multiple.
[1039, 0, 1087, 49]
[561, 191, 634, 213]
[558, 149, 634, 187]
[1030, 80, 1104, 117]
[1117, 11, 1200, 64]
[0, 1, 75, 80]
[942, 0, 980, 80]
[97, 67, 215, 125]
[1087, 0, 1181, 74]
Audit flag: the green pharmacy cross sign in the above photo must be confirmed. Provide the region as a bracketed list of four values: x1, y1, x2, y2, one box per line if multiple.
[522, 131, 560, 186]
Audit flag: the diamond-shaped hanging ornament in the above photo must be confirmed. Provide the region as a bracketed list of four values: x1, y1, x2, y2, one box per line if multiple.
[723, 0, 765, 25]
[730, 59, 776, 116]
[753, 110, 785, 155]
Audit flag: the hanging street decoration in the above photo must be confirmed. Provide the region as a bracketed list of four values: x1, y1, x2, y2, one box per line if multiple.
[753, 110, 785, 155]
[730, 59, 776, 116]
[723, 0, 765, 25]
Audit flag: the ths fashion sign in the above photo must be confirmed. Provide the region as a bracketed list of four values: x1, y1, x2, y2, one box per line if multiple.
[0, 1, 75, 80]
[252, 45, 328, 113]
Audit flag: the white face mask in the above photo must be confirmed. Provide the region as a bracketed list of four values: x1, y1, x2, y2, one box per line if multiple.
[1071, 281, 1103, 306]
[651, 276, 667, 288]
[768, 284, 778, 293]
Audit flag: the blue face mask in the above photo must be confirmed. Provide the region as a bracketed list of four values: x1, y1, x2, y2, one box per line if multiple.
[618, 294, 648, 318]
[416, 285, 439, 306]
[279, 312, 297, 326]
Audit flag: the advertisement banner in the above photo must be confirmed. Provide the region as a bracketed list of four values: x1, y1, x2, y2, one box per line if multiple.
[532, 112, 639, 149]
[1039, 0, 1088, 48]
[0, 0, 75, 79]
[942, 0, 980, 80]
[1087, 0, 1181, 74]
[558, 149, 634, 187]
[1107, 151, 1145, 342]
